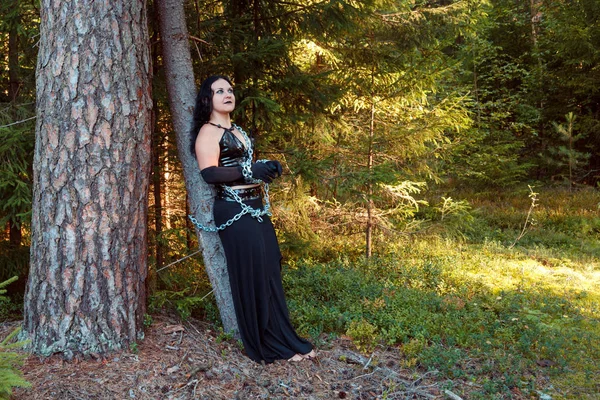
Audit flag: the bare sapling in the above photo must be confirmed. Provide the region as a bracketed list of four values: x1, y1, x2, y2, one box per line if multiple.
[509, 185, 538, 249]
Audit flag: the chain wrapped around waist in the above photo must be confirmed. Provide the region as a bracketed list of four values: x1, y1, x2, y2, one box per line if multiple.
[216, 185, 262, 202]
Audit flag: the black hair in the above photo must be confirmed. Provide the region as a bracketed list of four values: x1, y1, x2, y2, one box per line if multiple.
[189, 75, 233, 155]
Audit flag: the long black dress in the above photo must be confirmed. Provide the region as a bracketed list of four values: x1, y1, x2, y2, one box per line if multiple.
[213, 129, 313, 363]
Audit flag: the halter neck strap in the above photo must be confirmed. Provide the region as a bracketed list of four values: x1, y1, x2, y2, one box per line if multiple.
[207, 121, 234, 131]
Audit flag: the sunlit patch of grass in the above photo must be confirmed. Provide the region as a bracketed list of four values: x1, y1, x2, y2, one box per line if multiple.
[283, 186, 600, 398]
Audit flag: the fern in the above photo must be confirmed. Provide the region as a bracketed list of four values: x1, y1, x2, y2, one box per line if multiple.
[0, 277, 30, 399]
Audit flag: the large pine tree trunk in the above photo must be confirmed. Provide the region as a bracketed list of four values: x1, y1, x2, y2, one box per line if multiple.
[23, 0, 152, 357]
[156, 0, 239, 335]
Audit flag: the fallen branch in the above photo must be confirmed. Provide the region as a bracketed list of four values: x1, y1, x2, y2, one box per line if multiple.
[444, 389, 464, 400]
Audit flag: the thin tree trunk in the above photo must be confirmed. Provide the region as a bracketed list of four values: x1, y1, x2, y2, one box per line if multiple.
[8, 223, 21, 248]
[473, 61, 481, 128]
[8, 1, 22, 247]
[568, 115, 573, 192]
[531, 0, 545, 172]
[8, 10, 20, 102]
[366, 98, 375, 259]
[227, 0, 249, 90]
[156, 0, 239, 335]
[365, 58, 376, 259]
[151, 103, 164, 268]
[150, 0, 165, 269]
[24, 0, 152, 357]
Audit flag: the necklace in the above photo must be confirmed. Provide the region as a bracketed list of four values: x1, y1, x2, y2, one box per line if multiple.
[207, 121, 233, 131]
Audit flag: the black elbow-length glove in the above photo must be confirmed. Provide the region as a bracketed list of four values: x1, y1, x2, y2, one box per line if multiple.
[200, 162, 280, 184]
[200, 166, 244, 184]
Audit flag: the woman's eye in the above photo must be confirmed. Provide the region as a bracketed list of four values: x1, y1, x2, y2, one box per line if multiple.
[216, 89, 223, 94]
[228, 88, 234, 94]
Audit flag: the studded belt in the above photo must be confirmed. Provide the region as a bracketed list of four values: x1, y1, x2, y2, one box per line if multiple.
[216, 186, 262, 202]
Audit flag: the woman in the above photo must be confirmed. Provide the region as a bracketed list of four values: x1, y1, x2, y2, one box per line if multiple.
[189, 75, 315, 363]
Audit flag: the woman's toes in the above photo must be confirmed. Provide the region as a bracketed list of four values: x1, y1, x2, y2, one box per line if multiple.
[302, 349, 317, 359]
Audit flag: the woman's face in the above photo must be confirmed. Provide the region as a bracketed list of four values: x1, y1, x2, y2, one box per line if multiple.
[211, 79, 235, 115]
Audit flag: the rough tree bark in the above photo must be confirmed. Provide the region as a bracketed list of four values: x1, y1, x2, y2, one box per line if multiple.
[23, 0, 152, 357]
[156, 0, 239, 334]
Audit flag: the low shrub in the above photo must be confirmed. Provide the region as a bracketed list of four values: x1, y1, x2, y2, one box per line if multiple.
[283, 237, 600, 396]
[0, 277, 30, 399]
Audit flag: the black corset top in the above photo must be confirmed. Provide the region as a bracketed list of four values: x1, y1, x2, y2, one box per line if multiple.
[218, 128, 250, 186]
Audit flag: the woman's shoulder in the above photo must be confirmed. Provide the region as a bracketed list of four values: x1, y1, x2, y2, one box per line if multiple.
[197, 123, 225, 142]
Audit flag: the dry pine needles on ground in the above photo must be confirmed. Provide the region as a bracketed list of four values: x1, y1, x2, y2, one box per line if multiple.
[3, 315, 488, 399]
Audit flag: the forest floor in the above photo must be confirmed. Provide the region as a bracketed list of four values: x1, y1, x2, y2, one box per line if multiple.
[2, 313, 534, 400]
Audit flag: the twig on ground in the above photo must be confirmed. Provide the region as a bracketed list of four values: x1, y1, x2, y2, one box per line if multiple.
[409, 369, 439, 388]
[352, 369, 378, 380]
[192, 379, 200, 397]
[444, 389, 464, 400]
[386, 388, 436, 399]
[177, 350, 189, 368]
[167, 378, 198, 396]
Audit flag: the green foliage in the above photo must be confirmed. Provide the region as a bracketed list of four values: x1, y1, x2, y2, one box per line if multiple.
[0, 111, 34, 230]
[0, 242, 29, 299]
[0, 277, 30, 399]
[0, 326, 31, 399]
[0, 277, 17, 301]
[346, 319, 378, 352]
[550, 113, 591, 188]
[0, 275, 22, 322]
[453, 0, 600, 185]
[465, 185, 600, 258]
[129, 342, 139, 355]
[282, 187, 599, 397]
[149, 288, 220, 324]
[0, 0, 38, 240]
[215, 328, 234, 344]
[143, 314, 153, 328]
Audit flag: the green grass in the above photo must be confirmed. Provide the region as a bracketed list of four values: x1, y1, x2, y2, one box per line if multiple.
[283, 185, 600, 399]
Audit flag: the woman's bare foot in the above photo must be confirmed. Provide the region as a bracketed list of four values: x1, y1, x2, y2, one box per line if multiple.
[302, 349, 317, 360]
[287, 353, 304, 362]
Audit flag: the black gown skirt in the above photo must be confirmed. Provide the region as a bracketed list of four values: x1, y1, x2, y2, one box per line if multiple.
[214, 197, 313, 363]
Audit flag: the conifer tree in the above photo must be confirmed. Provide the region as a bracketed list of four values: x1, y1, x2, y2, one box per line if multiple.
[0, 0, 38, 247]
[157, 0, 240, 335]
[24, 0, 152, 356]
[457, 0, 600, 185]
[295, 0, 473, 255]
[551, 112, 590, 191]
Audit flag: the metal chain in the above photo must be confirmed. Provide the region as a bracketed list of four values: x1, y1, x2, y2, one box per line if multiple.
[188, 124, 272, 232]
